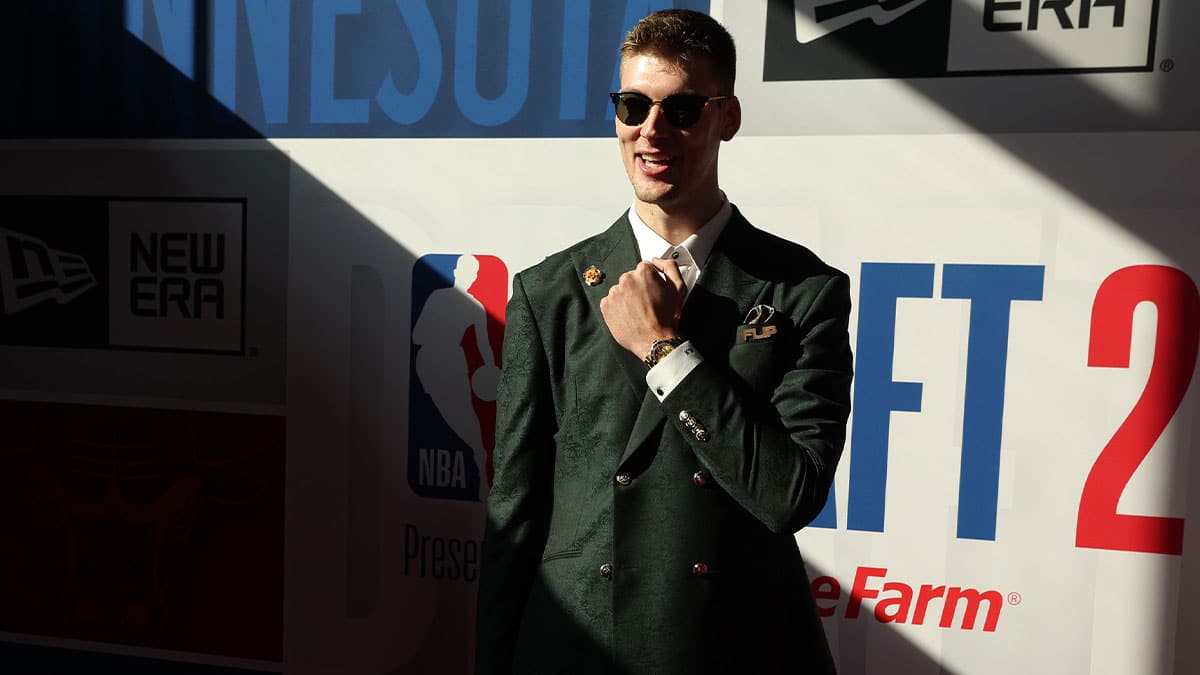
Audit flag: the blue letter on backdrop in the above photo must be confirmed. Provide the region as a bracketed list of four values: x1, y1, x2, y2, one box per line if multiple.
[214, 0, 291, 121]
[151, 0, 196, 77]
[839, 263, 934, 532]
[211, 0, 237, 110]
[312, 0, 369, 123]
[377, 0, 442, 125]
[454, 0, 532, 127]
[212, 0, 291, 123]
[942, 264, 1044, 541]
[245, 0, 291, 123]
[126, 0, 145, 38]
[560, 0, 590, 121]
[120, 0, 195, 79]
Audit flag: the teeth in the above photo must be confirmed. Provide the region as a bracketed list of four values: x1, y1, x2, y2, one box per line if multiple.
[641, 154, 671, 165]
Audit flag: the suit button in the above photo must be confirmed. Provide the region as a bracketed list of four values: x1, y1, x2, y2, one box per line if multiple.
[692, 562, 710, 577]
[695, 429, 710, 442]
[678, 410, 693, 423]
[615, 473, 632, 486]
[692, 470, 708, 487]
[599, 563, 613, 579]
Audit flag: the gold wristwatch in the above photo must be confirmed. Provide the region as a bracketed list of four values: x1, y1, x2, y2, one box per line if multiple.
[644, 337, 686, 369]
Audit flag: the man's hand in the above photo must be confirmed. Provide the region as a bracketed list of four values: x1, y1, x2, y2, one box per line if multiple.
[600, 258, 687, 358]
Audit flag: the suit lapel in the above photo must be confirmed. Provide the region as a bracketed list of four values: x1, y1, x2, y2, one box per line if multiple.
[680, 216, 767, 360]
[618, 212, 768, 469]
[572, 214, 647, 398]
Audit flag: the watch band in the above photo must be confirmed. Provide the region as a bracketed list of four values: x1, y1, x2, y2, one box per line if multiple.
[644, 337, 686, 369]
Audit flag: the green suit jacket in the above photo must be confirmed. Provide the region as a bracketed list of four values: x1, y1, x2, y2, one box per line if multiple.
[476, 208, 852, 675]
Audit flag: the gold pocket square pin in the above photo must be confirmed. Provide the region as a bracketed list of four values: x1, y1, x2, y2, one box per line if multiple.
[740, 324, 778, 342]
[741, 304, 779, 342]
[744, 304, 776, 324]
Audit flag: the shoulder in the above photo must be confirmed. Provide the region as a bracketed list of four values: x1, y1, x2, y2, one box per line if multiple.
[726, 207, 847, 285]
[515, 236, 593, 286]
[512, 214, 630, 296]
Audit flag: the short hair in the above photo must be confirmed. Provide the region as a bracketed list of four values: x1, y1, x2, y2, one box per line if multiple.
[620, 9, 736, 94]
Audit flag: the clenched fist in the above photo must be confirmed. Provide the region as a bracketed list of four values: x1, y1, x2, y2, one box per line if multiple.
[599, 258, 687, 358]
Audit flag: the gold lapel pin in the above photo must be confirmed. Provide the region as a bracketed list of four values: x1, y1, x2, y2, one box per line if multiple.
[583, 265, 605, 286]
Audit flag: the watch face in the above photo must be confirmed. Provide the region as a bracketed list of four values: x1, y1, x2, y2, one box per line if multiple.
[653, 343, 676, 362]
[645, 338, 685, 368]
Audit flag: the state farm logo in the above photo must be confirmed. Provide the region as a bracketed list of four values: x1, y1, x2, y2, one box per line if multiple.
[764, 0, 1159, 80]
[408, 254, 508, 502]
[0, 227, 97, 315]
[812, 565, 1018, 633]
[108, 200, 245, 353]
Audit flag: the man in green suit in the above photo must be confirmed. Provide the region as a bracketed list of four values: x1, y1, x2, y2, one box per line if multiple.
[476, 9, 852, 675]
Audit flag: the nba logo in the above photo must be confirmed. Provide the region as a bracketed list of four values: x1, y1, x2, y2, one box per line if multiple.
[408, 254, 508, 501]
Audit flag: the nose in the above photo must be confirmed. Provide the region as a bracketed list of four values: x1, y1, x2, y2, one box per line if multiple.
[640, 101, 670, 138]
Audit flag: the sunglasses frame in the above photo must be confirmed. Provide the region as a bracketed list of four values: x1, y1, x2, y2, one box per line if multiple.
[608, 92, 734, 130]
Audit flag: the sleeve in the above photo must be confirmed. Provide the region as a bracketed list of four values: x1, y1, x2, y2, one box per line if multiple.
[660, 273, 853, 534]
[645, 339, 704, 401]
[474, 273, 556, 675]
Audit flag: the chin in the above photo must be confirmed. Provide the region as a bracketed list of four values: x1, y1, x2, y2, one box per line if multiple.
[633, 183, 680, 206]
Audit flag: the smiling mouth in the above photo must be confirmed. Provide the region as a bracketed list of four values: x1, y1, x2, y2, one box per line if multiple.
[637, 153, 675, 173]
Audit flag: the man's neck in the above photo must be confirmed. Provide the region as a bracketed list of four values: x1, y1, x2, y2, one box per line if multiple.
[633, 191, 725, 245]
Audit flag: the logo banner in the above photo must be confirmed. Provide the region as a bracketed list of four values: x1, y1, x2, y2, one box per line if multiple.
[0, 196, 245, 355]
[408, 254, 509, 501]
[764, 0, 1158, 80]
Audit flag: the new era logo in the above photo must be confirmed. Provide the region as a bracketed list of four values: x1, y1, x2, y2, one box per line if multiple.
[765, 0, 1158, 80]
[0, 196, 246, 354]
[0, 227, 97, 315]
[108, 200, 245, 353]
[793, 0, 933, 44]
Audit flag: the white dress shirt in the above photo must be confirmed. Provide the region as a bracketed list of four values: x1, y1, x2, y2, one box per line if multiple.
[627, 198, 732, 401]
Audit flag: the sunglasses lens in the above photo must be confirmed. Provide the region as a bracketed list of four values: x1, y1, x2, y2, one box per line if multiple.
[614, 94, 651, 125]
[660, 96, 705, 129]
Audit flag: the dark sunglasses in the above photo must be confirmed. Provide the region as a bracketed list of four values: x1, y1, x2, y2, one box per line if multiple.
[608, 92, 733, 129]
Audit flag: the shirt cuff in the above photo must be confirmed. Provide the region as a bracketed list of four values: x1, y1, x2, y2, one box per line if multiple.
[645, 340, 703, 401]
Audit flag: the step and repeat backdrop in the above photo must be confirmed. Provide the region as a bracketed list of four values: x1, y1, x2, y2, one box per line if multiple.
[1, 1, 1198, 674]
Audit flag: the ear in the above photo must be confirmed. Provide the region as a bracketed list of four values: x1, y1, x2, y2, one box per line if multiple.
[720, 96, 741, 141]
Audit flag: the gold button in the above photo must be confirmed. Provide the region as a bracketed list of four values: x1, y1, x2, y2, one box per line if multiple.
[616, 473, 632, 486]
[678, 410, 693, 423]
[692, 562, 710, 577]
[692, 471, 708, 487]
[599, 563, 613, 578]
